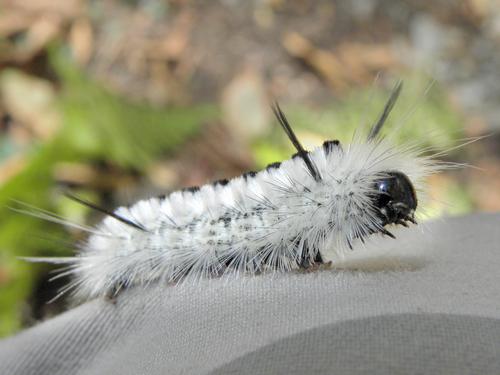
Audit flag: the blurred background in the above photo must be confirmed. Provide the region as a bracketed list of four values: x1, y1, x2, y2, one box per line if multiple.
[0, 0, 499, 337]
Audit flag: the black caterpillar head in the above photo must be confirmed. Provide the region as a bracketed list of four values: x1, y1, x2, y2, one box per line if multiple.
[372, 171, 417, 228]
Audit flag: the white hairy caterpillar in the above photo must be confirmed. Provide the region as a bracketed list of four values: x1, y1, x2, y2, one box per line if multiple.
[27, 81, 445, 301]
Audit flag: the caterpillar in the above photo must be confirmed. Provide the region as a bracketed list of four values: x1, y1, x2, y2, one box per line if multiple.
[26, 81, 441, 301]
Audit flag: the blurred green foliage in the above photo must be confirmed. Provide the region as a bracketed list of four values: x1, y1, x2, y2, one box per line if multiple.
[0, 49, 217, 337]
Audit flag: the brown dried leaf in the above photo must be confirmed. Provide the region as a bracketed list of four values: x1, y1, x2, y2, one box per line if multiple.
[283, 32, 397, 92]
[68, 17, 93, 66]
[53, 162, 137, 191]
[283, 31, 349, 92]
[5, 0, 83, 19]
[0, 70, 61, 140]
[0, 11, 34, 36]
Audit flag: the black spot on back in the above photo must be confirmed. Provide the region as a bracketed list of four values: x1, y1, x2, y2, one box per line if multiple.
[242, 171, 257, 180]
[213, 178, 229, 187]
[265, 161, 282, 171]
[322, 140, 341, 154]
[182, 186, 200, 193]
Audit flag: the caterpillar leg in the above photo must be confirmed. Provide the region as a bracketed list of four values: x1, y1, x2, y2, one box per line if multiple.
[298, 251, 324, 270]
[104, 282, 126, 304]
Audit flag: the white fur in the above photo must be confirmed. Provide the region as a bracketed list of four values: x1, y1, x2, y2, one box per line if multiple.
[43, 135, 439, 301]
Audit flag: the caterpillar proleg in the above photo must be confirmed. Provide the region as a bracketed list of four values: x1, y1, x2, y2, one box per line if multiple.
[27, 81, 442, 301]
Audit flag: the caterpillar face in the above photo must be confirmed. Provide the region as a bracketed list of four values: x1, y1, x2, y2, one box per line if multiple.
[373, 171, 417, 227]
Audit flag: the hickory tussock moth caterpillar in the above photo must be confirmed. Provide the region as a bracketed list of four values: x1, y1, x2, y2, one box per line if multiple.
[26, 81, 443, 301]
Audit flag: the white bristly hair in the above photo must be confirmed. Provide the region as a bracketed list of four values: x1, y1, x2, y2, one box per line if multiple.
[25, 82, 448, 301]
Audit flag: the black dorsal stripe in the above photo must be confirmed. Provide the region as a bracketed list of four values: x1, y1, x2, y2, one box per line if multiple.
[272, 102, 322, 182]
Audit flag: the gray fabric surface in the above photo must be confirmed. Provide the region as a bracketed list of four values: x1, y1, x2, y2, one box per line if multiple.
[212, 314, 500, 375]
[1, 213, 499, 375]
